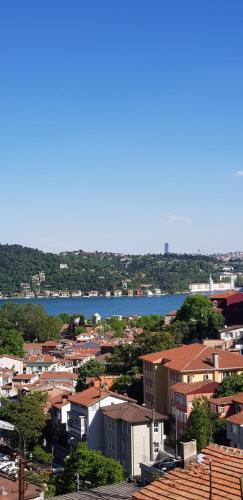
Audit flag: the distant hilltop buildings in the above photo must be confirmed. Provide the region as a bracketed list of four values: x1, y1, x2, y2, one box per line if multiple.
[189, 273, 236, 293]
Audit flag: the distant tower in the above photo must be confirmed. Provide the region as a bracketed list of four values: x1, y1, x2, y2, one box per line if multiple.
[209, 274, 214, 292]
[164, 242, 169, 255]
[230, 274, 235, 290]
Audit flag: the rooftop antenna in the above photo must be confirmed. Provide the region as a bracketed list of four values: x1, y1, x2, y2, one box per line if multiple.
[209, 459, 212, 500]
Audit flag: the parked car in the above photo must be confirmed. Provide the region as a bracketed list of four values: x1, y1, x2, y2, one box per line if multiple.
[153, 457, 180, 471]
[0, 454, 11, 462]
[0, 461, 15, 471]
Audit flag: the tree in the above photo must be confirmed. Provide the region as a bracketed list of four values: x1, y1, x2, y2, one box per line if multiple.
[184, 396, 212, 452]
[32, 445, 52, 465]
[55, 443, 124, 494]
[214, 373, 243, 398]
[107, 331, 179, 376]
[0, 392, 47, 450]
[0, 328, 24, 357]
[76, 359, 104, 392]
[131, 315, 164, 332]
[0, 303, 62, 342]
[175, 295, 224, 340]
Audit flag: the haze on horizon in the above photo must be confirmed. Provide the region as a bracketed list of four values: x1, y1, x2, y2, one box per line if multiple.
[1, 1, 243, 255]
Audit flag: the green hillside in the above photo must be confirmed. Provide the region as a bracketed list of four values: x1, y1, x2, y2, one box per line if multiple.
[0, 244, 226, 295]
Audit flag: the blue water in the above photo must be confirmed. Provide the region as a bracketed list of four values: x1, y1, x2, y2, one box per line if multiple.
[0, 294, 187, 318]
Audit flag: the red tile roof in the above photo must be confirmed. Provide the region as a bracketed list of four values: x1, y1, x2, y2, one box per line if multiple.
[232, 393, 243, 404]
[210, 394, 235, 406]
[226, 411, 243, 425]
[26, 354, 56, 363]
[133, 444, 243, 499]
[211, 291, 243, 305]
[140, 344, 243, 372]
[40, 371, 78, 379]
[172, 381, 218, 396]
[69, 386, 135, 407]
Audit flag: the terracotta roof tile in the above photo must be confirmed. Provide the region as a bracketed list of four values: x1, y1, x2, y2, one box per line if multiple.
[172, 381, 218, 396]
[133, 444, 243, 499]
[69, 386, 135, 407]
[226, 411, 243, 425]
[140, 344, 243, 372]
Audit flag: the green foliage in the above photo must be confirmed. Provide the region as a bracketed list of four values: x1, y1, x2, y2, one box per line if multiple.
[0, 328, 24, 356]
[131, 315, 164, 332]
[76, 358, 104, 392]
[0, 303, 61, 342]
[103, 317, 128, 335]
[33, 445, 52, 464]
[214, 373, 243, 398]
[184, 396, 212, 452]
[0, 392, 47, 450]
[0, 244, 223, 295]
[175, 295, 224, 340]
[113, 371, 143, 402]
[107, 330, 179, 376]
[55, 443, 124, 494]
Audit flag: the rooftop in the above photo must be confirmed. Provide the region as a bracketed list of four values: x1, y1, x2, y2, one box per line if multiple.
[140, 343, 243, 372]
[133, 444, 243, 499]
[171, 381, 218, 396]
[40, 371, 78, 379]
[68, 386, 135, 407]
[0, 473, 43, 500]
[54, 481, 140, 500]
[101, 402, 168, 423]
[226, 411, 243, 425]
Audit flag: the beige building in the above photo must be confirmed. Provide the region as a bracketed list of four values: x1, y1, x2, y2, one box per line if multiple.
[140, 343, 243, 415]
[102, 402, 168, 477]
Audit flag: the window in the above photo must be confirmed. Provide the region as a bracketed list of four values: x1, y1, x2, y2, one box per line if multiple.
[218, 406, 225, 415]
[233, 424, 238, 435]
[203, 374, 209, 381]
[81, 434, 86, 442]
[153, 422, 159, 432]
[154, 442, 159, 453]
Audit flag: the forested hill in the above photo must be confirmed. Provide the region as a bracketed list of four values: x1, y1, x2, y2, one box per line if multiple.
[0, 244, 226, 295]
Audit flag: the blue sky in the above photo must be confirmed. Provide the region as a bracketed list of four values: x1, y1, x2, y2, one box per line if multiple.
[0, 1, 243, 254]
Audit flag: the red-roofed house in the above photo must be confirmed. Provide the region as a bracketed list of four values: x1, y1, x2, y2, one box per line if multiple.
[210, 291, 243, 325]
[67, 386, 136, 452]
[171, 381, 219, 437]
[140, 343, 243, 415]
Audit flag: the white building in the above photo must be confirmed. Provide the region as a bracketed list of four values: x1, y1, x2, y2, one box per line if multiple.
[189, 274, 235, 293]
[0, 355, 23, 374]
[67, 386, 134, 451]
[25, 355, 59, 374]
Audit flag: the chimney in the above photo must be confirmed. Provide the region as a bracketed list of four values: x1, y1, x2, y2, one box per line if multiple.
[180, 440, 197, 468]
[212, 352, 219, 369]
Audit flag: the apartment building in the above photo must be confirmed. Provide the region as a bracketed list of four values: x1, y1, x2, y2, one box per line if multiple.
[171, 380, 218, 438]
[67, 386, 135, 451]
[102, 402, 168, 476]
[140, 344, 243, 415]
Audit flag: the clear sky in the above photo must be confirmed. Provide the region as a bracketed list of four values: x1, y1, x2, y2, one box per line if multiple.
[0, 1, 243, 254]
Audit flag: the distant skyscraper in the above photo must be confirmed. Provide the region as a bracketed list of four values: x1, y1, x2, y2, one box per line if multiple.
[164, 242, 169, 255]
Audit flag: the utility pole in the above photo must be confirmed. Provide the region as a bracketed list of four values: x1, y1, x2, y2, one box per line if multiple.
[18, 455, 25, 500]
